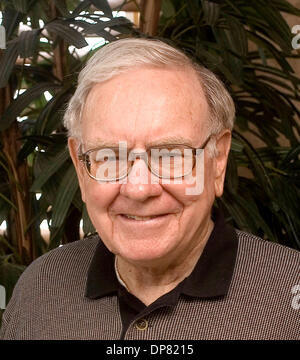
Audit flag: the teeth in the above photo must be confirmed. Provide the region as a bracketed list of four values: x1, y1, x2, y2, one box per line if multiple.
[124, 214, 158, 221]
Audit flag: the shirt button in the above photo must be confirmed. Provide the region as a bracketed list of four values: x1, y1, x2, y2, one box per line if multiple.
[135, 318, 148, 331]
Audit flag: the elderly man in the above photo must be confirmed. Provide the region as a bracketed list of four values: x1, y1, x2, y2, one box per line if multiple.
[0, 38, 299, 340]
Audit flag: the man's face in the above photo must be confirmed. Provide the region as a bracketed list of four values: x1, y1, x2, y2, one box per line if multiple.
[69, 66, 231, 266]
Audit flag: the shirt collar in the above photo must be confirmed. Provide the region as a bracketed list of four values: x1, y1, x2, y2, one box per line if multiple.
[85, 239, 119, 299]
[85, 208, 238, 300]
[181, 208, 238, 298]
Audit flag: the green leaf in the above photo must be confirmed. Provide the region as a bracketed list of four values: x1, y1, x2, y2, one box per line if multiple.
[221, 192, 253, 233]
[244, 64, 300, 85]
[0, 257, 25, 303]
[162, 0, 176, 19]
[71, 0, 91, 16]
[72, 189, 83, 211]
[15, 64, 58, 82]
[53, 0, 70, 17]
[247, 31, 293, 73]
[234, 192, 274, 240]
[82, 204, 95, 235]
[92, 29, 116, 42]
[281, 144, 300, 167]
[230, 137, 244, 153]
[84, 17, 132, 39]
[0, 83, 61, 132]
[34, 87, 72, 135]
[2, 9, 24, 39]
[235, 132, 273, 195]
[257, 74, 295, 93]
[51, 165, 79, 228]
[225, 152, 239, 194]
[0, 40, 19, 88]
[37, 166, 68, 207]
[18, 29, 41, 58]
[224, 16, 248, 57]
[194, 44, 241, 85]
[48, 226, 65, 250]
[90, 0, 112, 17]
[186, 0, 201, 24]
[31, 147, 70, 192]
[12, 0, 29, 13]
[45, 20, 88, 48]
[271, 0, 300, 16]
[251, 0, 292, 53]
[86, 17, 132, 33]
[201, 0, 220, 26]
[0, 193, 17, 211]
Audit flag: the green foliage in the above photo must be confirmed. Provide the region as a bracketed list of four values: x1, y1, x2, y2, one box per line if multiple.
[159, 0, 300, 249]
[0, 0, 300, 315]
[0, 0, 134, 307]
[0, 236, 26, 326]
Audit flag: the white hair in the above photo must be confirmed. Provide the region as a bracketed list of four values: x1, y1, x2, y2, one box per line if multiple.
[63, 38, 235, 156]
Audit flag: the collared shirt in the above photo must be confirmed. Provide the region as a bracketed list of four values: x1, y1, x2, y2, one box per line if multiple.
[1, 209, 299, 340]
[85, 208, 238, 339]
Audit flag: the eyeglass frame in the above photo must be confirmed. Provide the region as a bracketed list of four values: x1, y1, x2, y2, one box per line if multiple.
[78, 135, 212, 182]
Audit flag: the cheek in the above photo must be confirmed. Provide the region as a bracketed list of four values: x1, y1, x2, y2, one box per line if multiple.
[84, 182, 120, 219]
[162, 160, 216, 214]
[170, 160, 215, 200]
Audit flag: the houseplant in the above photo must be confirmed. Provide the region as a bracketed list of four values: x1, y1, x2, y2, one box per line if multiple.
[0, 0, 300, 324]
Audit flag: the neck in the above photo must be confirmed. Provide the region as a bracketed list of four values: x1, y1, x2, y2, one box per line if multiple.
[116, 218, 214, 306]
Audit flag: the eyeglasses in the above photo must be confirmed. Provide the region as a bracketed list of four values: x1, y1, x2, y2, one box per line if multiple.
[78, 135, 211, 182]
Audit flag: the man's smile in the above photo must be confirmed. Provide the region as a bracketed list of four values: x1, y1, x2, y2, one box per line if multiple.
[118, 213, 172, 224]
[121, 214, 167, 220]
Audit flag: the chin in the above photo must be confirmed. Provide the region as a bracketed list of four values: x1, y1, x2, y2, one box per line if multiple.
[113, 236, 176, 264]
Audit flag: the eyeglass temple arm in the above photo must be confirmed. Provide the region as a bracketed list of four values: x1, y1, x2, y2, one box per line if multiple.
[199, 135, 211, 150]
[78, 144, 85, 161]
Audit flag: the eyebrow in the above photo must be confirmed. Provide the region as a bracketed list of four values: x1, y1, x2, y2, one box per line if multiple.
[147, 136, 194, 147]
[84, 136, 194, 149]
[84, 139, 123, 149]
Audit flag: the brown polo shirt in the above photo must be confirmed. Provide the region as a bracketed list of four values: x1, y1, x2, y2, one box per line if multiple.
[85, 209, 238, 339]
[0, 209, 299, 339]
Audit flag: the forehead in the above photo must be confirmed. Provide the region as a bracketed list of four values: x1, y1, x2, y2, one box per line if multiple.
[81, 66, 209, 147]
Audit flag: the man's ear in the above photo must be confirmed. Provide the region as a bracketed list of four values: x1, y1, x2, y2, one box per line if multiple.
[213, 130, 232, 198]
[68, 137, 86, 203]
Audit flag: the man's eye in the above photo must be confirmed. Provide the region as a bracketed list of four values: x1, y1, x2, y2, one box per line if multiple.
[105, 156, 118, 161]
[93, 156, 118, 163]
[160, 153, 183, 158]
[95, 150, 119, 161]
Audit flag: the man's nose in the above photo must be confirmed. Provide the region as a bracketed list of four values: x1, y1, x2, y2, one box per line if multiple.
[119, 158, 162, 201]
